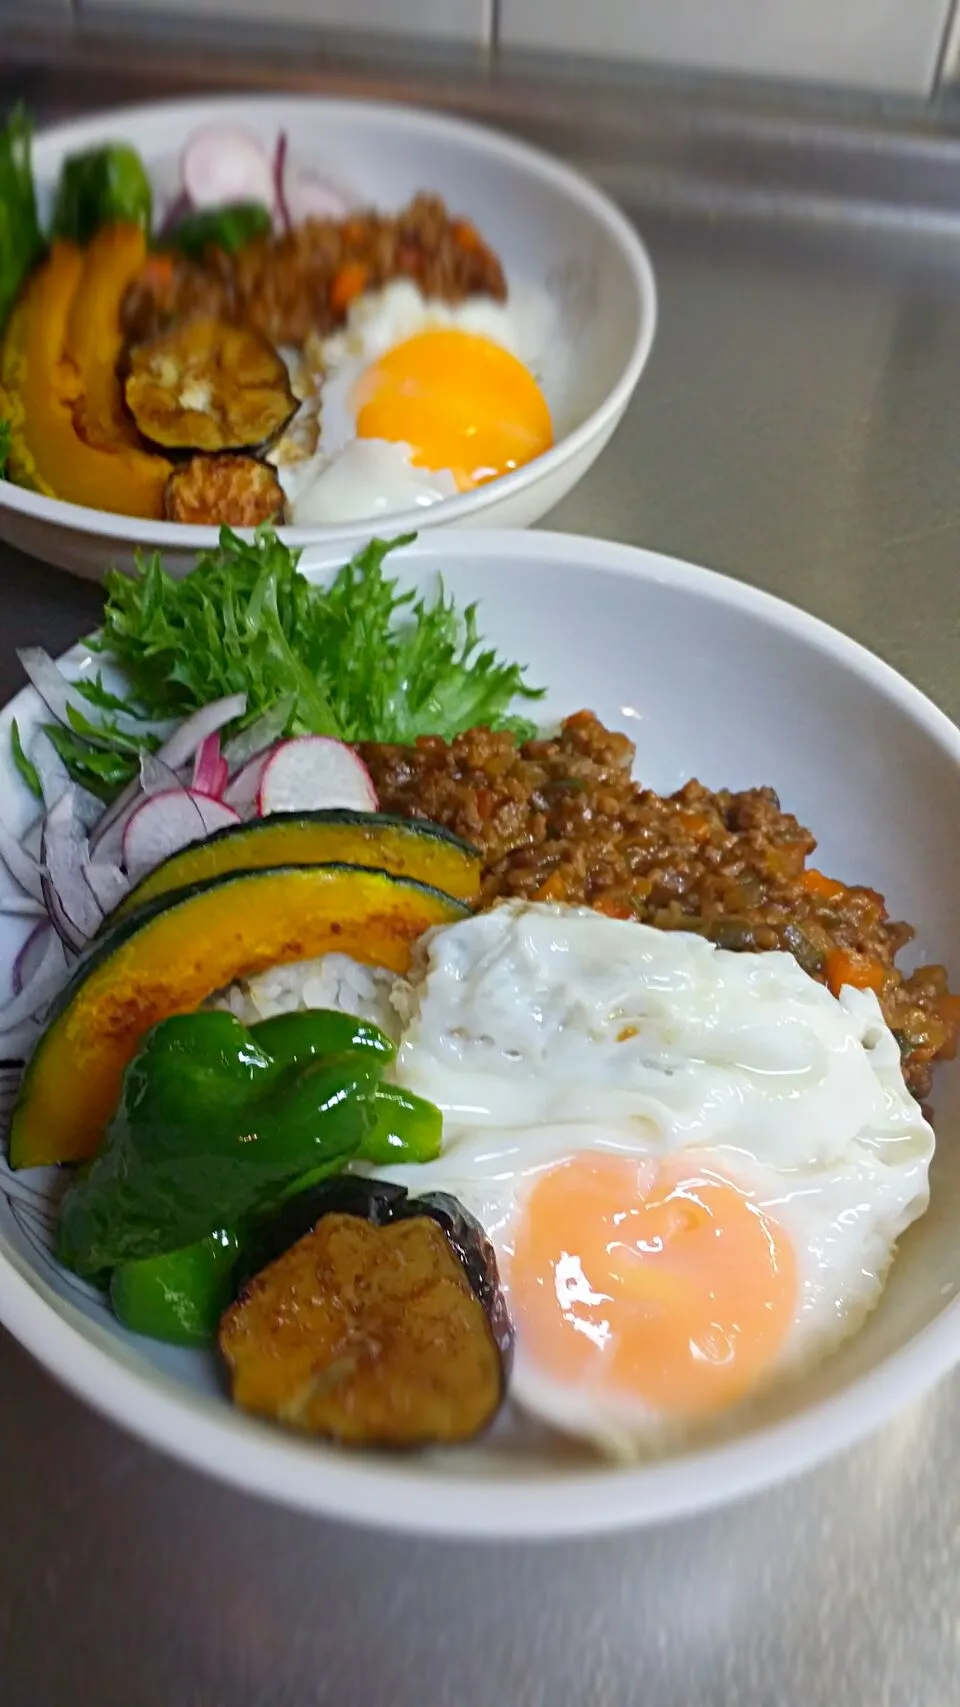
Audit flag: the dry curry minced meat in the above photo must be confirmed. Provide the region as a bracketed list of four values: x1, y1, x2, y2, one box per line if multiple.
[361, 711, 960, 1102]
[122, 193, 507, 349]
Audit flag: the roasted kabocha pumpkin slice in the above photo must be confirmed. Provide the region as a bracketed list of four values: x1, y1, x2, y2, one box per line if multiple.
[9, 863, 466, 1169]
[164, 453, 284, 525]
[124, 317, 296, 452]
[113, 810, 481, 922]
[0, 239, 171, 515]
[221, 1179, 512, 1448]
[64, 222, 156, 453]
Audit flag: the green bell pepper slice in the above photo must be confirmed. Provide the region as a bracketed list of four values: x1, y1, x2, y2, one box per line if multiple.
[58, 1008, 393, 1280]
[360, 1084, 443, 1165]
[51, 143, 153, 245]
[111, 1228, 241, 1348]
[158, 200, 272, 260]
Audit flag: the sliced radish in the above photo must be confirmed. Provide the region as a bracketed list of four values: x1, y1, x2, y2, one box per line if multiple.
[192, 733, 228, 799]
[13, 921, 53, 997]
[182, 125, 274, 211]
[257, 738, 377, 817]
[87, 694, 246, 857]
[283, 168, 351, 225]
[122, 790, 241, 883]
[222, 748, 275, 817]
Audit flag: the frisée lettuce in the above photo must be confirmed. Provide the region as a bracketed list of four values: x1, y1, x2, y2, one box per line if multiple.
[19, 529, 543, 800]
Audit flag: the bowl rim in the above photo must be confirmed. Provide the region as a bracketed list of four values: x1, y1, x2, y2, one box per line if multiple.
[2, 526, 959, 1540]
[0, 92, 657, 549]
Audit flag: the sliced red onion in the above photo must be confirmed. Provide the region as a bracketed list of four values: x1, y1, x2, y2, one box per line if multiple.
[182, 125, 274, 210]
[28, 730, 102, 827]
[257, 737, 377, 816]
[222, 748, 275, 818]
[0, 819, 45, 903]
[41, 788, 104, 942]
[87, 695, 247, 857]
[192, 733, 228, 799]
[0, 896, 46, 920]
[30, 729, 70, 808]
[139, 752, 192, 794]
[123, 790, 241, 883]
[273, 130, 291, 233]
[222, 697, 292, 769]
[82, 858, 130, 917]
[40, 875, 87, 954]
[159, 188, 191, 235]
[17, 647, 174, 745]
[152, 695, 248, 774]
[12, 921, 53, 997]
[0, 927, 67, 1034]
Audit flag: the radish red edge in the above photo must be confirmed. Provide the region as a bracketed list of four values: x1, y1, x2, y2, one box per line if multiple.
[122, 789, 241, 882]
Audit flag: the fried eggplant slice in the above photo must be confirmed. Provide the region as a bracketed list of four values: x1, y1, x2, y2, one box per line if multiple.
[124, 317, 296, 453]
[164, 453, 284, 526]
[221, 1180, 512, 1449]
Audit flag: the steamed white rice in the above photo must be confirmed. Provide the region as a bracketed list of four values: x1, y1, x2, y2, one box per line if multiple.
[210, 953, 404, 1040]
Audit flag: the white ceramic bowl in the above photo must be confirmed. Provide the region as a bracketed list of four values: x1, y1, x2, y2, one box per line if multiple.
[1, 528, 959, 1538]
[0, 96, 656, 581]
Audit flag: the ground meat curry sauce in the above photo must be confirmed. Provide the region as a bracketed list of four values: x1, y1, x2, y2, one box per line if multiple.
[122, 194, 506, 349]
[361, 712, 960, 1101]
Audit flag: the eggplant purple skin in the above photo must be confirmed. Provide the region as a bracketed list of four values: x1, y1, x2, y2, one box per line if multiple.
[234, 1175, 514, 1378]
[407, 1190, 514, 1375]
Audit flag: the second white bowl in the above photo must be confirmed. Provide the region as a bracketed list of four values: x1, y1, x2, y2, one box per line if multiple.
[0, 95, 656, 580]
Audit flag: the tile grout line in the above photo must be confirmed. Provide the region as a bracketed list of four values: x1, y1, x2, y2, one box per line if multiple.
[934, 0, 960, 87]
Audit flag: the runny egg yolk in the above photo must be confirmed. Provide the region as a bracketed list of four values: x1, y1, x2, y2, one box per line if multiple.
[351, 328, 553, 491]
[508, 1152, 796, 1416]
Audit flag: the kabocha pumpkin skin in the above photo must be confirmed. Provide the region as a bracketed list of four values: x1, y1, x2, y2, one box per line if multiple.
[10, 862, 467, 1170]
[114, 810, 481, 921]
[0, 233, 170, 515]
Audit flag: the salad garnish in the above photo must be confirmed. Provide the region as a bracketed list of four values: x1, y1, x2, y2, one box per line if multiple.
[15, 528, 540, 805]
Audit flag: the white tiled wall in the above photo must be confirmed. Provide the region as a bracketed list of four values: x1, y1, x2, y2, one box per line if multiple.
[41, 0, 960, 94]
[87, 0, 493, 45]
[499, 0, 953, 96]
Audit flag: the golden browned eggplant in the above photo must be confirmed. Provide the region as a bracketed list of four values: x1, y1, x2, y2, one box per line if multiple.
[220, 1181, 512, 1449]
[164, 453, 284, 526]
[124, 317, 296, 453]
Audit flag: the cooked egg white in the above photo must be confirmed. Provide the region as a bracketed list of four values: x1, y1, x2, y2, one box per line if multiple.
[218, 900, 933, 1459]
[278, 280, 557, 525]
[375, 902, 933, 1456]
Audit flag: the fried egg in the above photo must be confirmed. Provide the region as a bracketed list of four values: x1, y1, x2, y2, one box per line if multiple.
[364, 901, 934, 1458]
[278, 280, 555, 525]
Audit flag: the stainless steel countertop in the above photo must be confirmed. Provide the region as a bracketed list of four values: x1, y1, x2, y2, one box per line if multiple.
[5, 51, 960, 1707]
